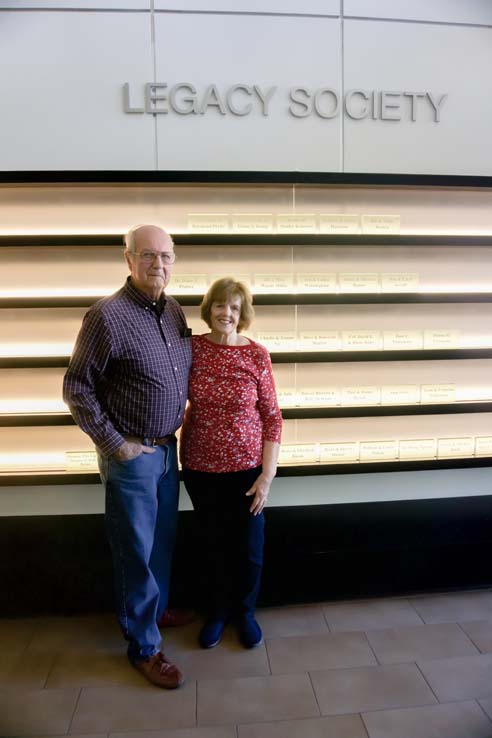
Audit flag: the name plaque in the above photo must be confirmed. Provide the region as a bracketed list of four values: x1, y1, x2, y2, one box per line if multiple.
[383, 331, 423, 350]
[424, 330, 461, 349]
[437, 437, 474, 458]
[172, 274, 208, 293]
[399, 438, 437, 460]
[187, 213, 229, 232]
[341, 330, 382, 351]
[475, 436, 492, 456]
[254, 273, 294, 292]
[360, 440, 399, 461]
[279, 443, 319, 464]
[381, 384, 421, 405]
[341, 385, 380, 406]
[339, 273, 379, 292]
[298, 331, 340, 351]
[299, 388, 340, 406]
[277, 388, 298, 407]
[276, 214, 317, 233]
[231, 214, 274, 233]
[65, 450, 98, 472]
[256, 331, 297, 351]
[420, 384, 456, 403]
[320, 442, 359, 463]
[381, 273, 420, 292]
[296, 273, 337, 292]
[361, 214, 401, 234]
[319, 214, 359, 234]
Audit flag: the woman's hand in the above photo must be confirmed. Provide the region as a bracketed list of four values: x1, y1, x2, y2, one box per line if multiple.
[245, 473, 273, 515]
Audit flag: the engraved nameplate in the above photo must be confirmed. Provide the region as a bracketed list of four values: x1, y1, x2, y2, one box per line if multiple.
[475, 436, 492, 456]
[360, 440, 399, 461]
[319, 214, 359, 234]
[276, 214, 317, 233]
[320, 442, 359, 463]
[341, 331, 382, 351]
[254, 273, 294, 292]
[381, 272, 419, 292]
[437, 437, 474, 458]
[296, 273, 337, 292]
[231, 214, 274, 233]
[65, 450, 98, 472]
[298, 331, 340, 351]
[187, 213, 229, 232]
[361, 214, 401, 234]
[424, 330, 461, 349]
[399, 438, 437, 460]
[381, 385, 421, 405]
[172, 274, 208, 293]
[339, 273, 379, 292]
[279, 443, 319, 464]
[341, 386, 380, 406]
[256, 331, 297, 351]
[299, 388, 340, 406]
[383, 331, 423, 350]
[420, 384, 456, 403]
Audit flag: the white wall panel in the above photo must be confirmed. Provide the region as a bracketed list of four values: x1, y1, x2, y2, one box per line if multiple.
[0, 12, 155, 170]
[154, 14, 342, 171]
[344, 0, 492, 25]
[154, 1, 340, 14]
[344, 20, 492, 175]
[0, 1, 149, 8]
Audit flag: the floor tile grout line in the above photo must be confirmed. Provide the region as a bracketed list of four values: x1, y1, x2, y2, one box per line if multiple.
[359, 710, 371, 738]
[321, 608, 332, 633]
[362, 630, 381, 666]
[406, 597, 427, 624]
[307, 670, 323, 717]
[195, 677, 198, 727]
[65, 685, 83, 735]
[264, 638, 273, 675]
[476, 697, 492, 725]
[456, 620, 485, 655]
[41, 648, 62, 690]
[414, 660, 441, 704]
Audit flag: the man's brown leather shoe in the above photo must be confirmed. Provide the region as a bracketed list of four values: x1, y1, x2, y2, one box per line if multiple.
[157, 608, 196, 628]
[133, 652, 184, 689]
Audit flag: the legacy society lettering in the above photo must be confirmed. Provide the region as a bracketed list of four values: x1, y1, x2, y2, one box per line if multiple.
[123, 83, 447, 122]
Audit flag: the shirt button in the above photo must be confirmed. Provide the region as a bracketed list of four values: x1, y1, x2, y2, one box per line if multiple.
[174, 367, 178, 371]
[167, 342, 171, 347]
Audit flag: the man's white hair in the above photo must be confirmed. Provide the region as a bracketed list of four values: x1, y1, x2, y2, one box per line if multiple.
[123, 224, 173, 252]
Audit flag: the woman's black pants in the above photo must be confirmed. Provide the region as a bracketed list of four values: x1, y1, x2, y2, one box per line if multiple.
[182, 465, 264, 617]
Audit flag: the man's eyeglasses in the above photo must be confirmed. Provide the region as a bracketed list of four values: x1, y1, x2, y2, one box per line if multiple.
[128, 250, 176, 265]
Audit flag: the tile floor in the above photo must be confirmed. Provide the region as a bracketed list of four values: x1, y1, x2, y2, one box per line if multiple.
[3, 589, 492, 737]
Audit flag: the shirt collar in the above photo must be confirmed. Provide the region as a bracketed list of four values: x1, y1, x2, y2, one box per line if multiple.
[124, 277, 167, 313]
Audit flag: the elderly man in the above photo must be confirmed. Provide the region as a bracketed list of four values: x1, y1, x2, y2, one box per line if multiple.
[63, 225, 192, 688]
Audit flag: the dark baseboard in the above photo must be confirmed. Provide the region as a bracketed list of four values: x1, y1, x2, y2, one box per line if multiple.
[1, 496, 492, 617]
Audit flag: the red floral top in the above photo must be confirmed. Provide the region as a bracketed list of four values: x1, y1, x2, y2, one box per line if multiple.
[180, 334, 282, 473]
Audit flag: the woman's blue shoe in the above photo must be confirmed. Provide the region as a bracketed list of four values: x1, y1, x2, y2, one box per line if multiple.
[238, 615, 263, 648]
[199, 617, 227, 649]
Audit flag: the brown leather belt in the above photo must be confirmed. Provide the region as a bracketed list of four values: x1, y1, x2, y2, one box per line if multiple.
[125, 434, 175, 447]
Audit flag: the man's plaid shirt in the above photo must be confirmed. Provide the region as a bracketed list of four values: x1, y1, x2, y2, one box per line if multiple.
[63, 278, 191, 456]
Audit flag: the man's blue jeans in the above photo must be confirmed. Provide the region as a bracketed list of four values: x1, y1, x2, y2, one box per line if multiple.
[98, 440, 179, 663]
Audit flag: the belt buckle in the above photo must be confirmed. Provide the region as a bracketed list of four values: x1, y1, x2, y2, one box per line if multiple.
[151, 437, 157, 447]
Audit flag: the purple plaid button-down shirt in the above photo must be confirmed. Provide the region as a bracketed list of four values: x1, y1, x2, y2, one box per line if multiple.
[63, 277, 191, 456]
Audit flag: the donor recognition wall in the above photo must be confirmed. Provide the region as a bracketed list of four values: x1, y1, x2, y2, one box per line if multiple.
[1, 0, 492, 517]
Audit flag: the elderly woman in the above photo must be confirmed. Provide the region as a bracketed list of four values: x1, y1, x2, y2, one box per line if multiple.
[180, 277, 282, 649]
